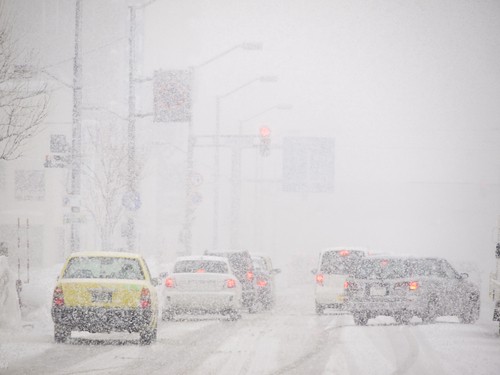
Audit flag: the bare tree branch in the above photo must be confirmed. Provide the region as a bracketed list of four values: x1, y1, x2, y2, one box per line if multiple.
[0, 6, 49, 160]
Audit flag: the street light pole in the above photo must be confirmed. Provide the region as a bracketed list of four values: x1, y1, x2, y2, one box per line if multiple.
[212, 76, 278, 250]
[71, 0, 82, 252]
[183, 43, 263, 255]
[126, 5, 137, 252]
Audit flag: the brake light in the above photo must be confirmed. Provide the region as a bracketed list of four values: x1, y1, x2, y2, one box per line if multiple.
[196, 269, 205, 273]
[344, 281, 357, 290]
[53, 286, 64, 307]
[339, 250, 350, 257]
[140, 288, 151, 309]
[226, 279, 236, 288]
[316, 273, 324, 286]
[257, 279, 267, 287]
[246, 271, 254, 281]
[409, 281, 419, 291]
[165, 277, 175, 288]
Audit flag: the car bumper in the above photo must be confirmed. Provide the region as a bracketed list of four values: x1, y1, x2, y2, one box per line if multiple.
[51, 306, 154, 332]
[346, 298, 424, 316]
[164, 291, 240, 312]
[315, 287, 346, 305]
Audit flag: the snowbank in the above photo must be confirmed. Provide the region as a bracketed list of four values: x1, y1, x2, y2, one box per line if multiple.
[0, 256, 22, 329]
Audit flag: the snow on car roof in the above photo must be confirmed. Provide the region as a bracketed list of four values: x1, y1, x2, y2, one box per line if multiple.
[67, 251, 143, 259]
[175, 255, 230, 264]
[320, 247, 369, 254]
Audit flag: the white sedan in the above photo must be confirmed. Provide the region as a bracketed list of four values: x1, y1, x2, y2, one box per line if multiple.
[162, 256, 242, 320]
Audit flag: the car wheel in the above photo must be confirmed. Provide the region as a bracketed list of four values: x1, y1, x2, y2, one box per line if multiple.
[161, 309, 175, 321]
[54, 324, 70, 343]
[459, 296, 480, 324]
[353, 313, 368, 326]
[228, 309, 241, 321]
[315, 302, 325, 315]
[395, 312, 411, 325]
[422, 298, 438, 324]
[139, 326, 157, 345]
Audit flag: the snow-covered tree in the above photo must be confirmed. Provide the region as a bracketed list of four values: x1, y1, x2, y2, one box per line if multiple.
[0, 7, 49, 161]
[82, 121, 142, 251]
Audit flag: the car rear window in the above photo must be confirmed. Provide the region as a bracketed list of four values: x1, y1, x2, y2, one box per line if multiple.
[206, 252, 253, 279]
[174, 260, 228, 274]
[63, 257, 145, 280]
[252, 258, 266, 272]
[354, 258, 410, 279]
[407, 259, 457, 278]
[320, 251, 364, 275]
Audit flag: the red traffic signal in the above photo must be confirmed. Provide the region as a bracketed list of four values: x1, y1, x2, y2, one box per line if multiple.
[259, 126, 271, 138]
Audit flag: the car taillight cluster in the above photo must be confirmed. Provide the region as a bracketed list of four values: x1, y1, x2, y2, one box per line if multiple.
[165, 277, 175, 288]
[225, 279, 237, 288]
[246, 271, 254, 281]
[315, 273, 324, 286]
[140, 288, 151, 309]
[394, 281, 419, 291]
[408, 281, 419, 291]
[256, 279, 268, 287]
[344, 281, 358, 290]
[52, 286, 64, 307]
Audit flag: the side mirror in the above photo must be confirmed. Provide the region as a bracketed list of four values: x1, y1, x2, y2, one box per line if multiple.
[460, 273, 469, 280]
[159, 271, 168, 279]
[311, 269, 318, 275]
[271, 268, 281, 275]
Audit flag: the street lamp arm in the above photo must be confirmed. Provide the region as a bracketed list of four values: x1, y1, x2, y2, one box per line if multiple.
[194, 42, 263, 70]
[240, 106, 280, 125]
[194, 45, 242, 70]
[218, 77, 261, 100]
[136, 0, 162, 10]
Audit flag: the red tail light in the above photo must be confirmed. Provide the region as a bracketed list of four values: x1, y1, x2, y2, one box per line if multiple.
[339, 250, 350, 257]
[344, 281, 357, 290]
[408, 281, 419, 291]
[316, 273, 324, 286]
[53, 286, 64, 307]
[165, 277, 175, 288]
[246, 271, 254, 281]
[226, 279, 236, 288]
[196, 269, 205, 273]
[257, 279, 267, 287]
[140, 288, 151, 309]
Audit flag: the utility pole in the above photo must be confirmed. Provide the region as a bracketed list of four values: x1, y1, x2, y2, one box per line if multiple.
[127, 5, 137, 252]
[71, 0, 82, 252]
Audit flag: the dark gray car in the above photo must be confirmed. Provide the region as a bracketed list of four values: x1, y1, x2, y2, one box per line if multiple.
[345, 256, 480, 325]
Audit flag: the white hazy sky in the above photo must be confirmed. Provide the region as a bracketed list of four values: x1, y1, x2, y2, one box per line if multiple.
[138, 0, 500, 272]
[3, 0, 499, 274]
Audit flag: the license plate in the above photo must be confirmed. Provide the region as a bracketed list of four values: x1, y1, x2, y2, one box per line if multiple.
[91, 291, 112, 303]
[370, 286, 387, 296]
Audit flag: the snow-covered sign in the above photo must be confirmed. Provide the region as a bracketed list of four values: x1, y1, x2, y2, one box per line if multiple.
[282, 137, 335, 193]
[153, 69, 192, 122]
[122, 190, 141, 211]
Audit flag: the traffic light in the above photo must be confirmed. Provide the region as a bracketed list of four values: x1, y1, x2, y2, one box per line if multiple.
[259, 126, 271, 157]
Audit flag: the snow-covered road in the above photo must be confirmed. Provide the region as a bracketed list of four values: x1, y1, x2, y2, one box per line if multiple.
[2, 285, 500, 374]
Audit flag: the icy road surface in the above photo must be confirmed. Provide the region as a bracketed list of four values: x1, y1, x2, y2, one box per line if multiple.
[2, 285, 500, 375]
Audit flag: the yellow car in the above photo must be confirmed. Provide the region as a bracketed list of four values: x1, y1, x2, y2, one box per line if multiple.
[51, 251, 159, 344]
